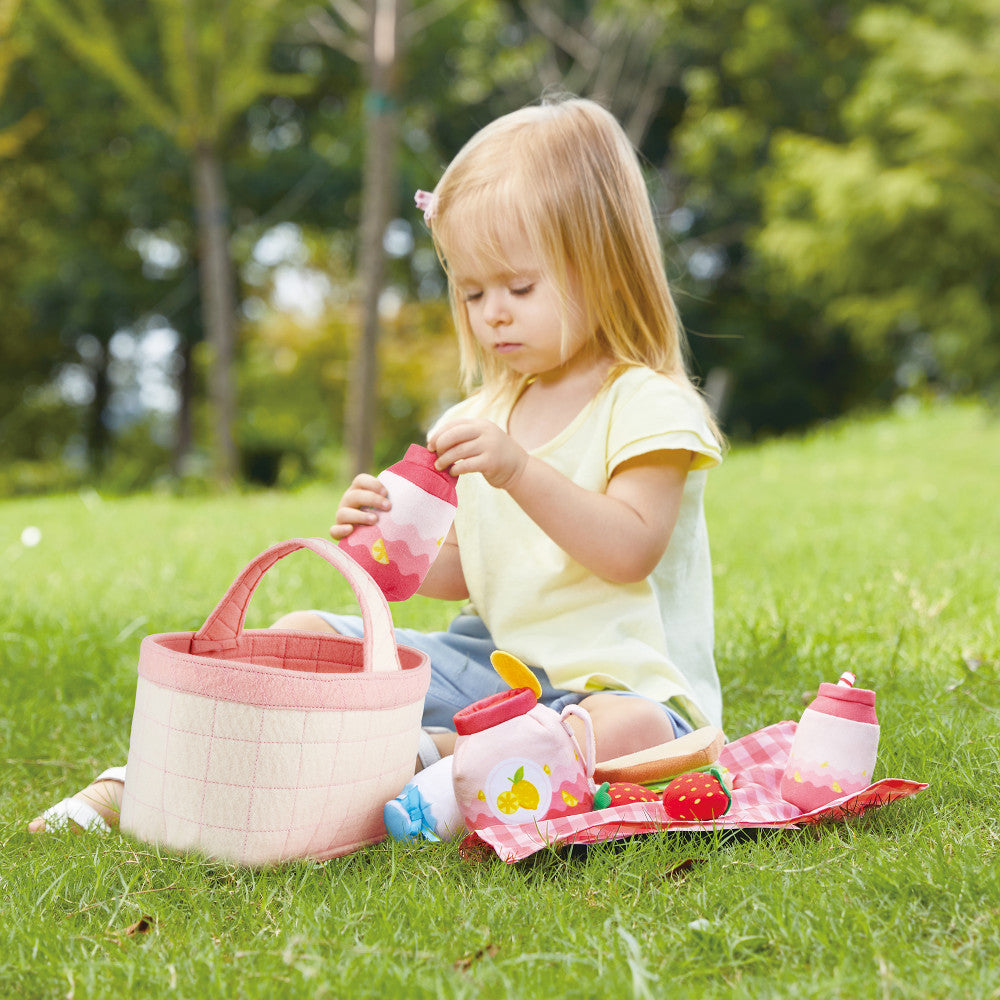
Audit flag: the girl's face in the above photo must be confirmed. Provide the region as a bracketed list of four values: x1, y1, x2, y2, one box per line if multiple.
[448, 230, 594, 382]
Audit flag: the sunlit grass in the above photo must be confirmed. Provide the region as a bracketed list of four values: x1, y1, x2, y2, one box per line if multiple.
[2, 398, 998, 998]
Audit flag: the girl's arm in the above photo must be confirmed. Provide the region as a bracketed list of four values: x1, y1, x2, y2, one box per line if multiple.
[428, 419, 689, 584]
[415, 524, 469, 600]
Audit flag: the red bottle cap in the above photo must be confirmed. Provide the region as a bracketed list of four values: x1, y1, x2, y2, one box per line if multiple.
[453, 687, 536, 736]
[392, 444, 457, 505]
[811, 682, 878, 725]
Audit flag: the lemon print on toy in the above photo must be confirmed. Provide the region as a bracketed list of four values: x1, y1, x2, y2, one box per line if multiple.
[484, 758, 552, 824]
[496, 790, 519, 815]
[499, 766, 539, 812]
[371, 538, 389, 565]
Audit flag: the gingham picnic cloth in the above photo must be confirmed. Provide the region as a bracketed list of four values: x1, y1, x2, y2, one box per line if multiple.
[465, 720, 928, 863]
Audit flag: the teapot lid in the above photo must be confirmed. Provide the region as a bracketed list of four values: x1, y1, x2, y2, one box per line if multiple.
[453, 687, 536, 736]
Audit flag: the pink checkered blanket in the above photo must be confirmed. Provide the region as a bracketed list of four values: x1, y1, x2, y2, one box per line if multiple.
[465, 720, 928, 864]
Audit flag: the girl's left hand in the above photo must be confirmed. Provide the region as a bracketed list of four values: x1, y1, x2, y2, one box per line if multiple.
[428, 418, 528, 491]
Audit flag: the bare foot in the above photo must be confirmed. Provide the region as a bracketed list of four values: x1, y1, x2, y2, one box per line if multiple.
[28, 777, 124, 834]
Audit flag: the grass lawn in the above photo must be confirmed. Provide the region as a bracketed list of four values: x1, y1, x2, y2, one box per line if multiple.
[2, 399, 998, 999]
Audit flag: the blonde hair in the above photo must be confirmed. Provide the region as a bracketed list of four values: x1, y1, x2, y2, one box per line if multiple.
[427, 95, 711, 418]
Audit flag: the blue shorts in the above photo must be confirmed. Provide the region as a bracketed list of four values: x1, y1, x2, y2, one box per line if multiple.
[311, 610, 693, 738]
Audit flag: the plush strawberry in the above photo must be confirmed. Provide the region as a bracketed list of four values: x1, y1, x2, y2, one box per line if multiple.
[593, 781, 661, 810]
[661, 768, 732, 821]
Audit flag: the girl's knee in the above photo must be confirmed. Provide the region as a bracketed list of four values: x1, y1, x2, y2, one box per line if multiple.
[270, 611, 339, 632]
[577, 693, 676, 763]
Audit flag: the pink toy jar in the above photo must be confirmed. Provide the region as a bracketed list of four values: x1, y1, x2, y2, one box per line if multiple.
[338, 445, 457, 601]
[451, 688, 597, 831]
[780, 672, 880, 812]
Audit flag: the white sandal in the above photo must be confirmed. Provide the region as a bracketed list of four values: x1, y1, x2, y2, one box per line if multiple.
[38, 766, 127, 833]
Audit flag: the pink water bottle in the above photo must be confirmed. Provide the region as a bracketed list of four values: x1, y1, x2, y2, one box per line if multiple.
[338, 444, 457, 601]
[451, 688, 597, 831]
[780, 671, 880, 812]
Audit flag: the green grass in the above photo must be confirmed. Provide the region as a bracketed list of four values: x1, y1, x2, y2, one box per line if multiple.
[2, 398, 999, 999]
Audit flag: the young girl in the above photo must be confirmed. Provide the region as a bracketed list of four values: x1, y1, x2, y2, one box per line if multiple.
[31, 95, 722, 834]
[282, 94, 723, 765]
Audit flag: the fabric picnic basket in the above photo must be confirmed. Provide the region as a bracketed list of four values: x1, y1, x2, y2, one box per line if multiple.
[119, 537, 430, 865]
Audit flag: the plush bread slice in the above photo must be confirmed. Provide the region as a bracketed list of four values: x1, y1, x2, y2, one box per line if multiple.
[593, 725, 726, 786]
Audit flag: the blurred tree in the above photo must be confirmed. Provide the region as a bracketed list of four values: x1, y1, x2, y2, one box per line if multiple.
[0, 0, 52, 457]
[32, 0, 318, 484]
[0, 0, 43, 157]
[306, 0, 486, 477]
[667, 0, 884, 436]
[510, 0, 681, 147]
[308, 0, 410, 478]
[755, 0, 1000, 393]
[0, 7, 187, 476]
[12, 0, 988, 493]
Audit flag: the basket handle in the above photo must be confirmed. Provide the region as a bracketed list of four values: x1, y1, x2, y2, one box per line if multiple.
[189, 537, 401, 673]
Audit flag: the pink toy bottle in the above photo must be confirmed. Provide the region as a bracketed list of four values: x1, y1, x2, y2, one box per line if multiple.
[338, 445, 457, 601]
[451, 688, 597, 831]
[780, 671, 880, 812]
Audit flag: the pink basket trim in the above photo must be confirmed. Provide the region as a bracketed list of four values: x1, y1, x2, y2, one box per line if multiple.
[137, 630, 430, 710]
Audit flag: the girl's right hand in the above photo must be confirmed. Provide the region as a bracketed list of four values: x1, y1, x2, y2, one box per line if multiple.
[329, 474, 391, 540]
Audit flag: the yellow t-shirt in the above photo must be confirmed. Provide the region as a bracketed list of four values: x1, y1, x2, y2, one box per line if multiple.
[437, 366, 723, 728]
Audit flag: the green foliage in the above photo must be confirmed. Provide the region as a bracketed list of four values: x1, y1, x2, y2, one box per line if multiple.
[0, 0, 44, 157]
[31, 0, 317, 143]
[3, 0, 1000, 488]
[0, 1, 195, 477]
[2, 402, 999, 997]
[235, 278, 460, 484]
[668, 0, 884, 437]
[754, 1, 1000, 392]
[948, 657, 1000, 713]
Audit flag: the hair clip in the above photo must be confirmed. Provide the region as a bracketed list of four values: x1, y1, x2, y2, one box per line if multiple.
[414, 189, 437, 224]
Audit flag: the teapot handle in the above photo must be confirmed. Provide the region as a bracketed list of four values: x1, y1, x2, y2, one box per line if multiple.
[560, 704, 597, 786]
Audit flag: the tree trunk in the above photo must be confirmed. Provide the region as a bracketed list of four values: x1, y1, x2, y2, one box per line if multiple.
[87, 342, 111, 476]
[171, 335, 195, 477]
[192, 140, 238, 486]
[345, 0, 402, 477]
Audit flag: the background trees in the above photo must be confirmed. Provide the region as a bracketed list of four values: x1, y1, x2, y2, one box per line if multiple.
[1, 0, 996, 493]
[31, 0, 318, 483]
[755, 1, 1000, 393]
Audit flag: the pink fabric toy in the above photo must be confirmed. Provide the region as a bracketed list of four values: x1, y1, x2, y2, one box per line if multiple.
[780, 671, 880, 811]
[339, 444, 458, 601]
[451, 687, 597, 831]
[119, 537, 431, 865]
[461, 720, 926, 864]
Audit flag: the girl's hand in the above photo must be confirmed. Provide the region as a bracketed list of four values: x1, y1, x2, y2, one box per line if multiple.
[428, 419, 529, 491]
[329, 473, 391, 540]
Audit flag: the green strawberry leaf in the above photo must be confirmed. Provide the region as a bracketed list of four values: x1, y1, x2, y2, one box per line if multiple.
[593, 782, 611, 810]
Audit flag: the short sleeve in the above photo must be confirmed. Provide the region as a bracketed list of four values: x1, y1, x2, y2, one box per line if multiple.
[606, 370, 722, 474]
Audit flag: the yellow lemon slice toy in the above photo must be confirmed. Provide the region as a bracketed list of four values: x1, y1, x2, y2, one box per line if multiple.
[490, 650, 542, 699]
